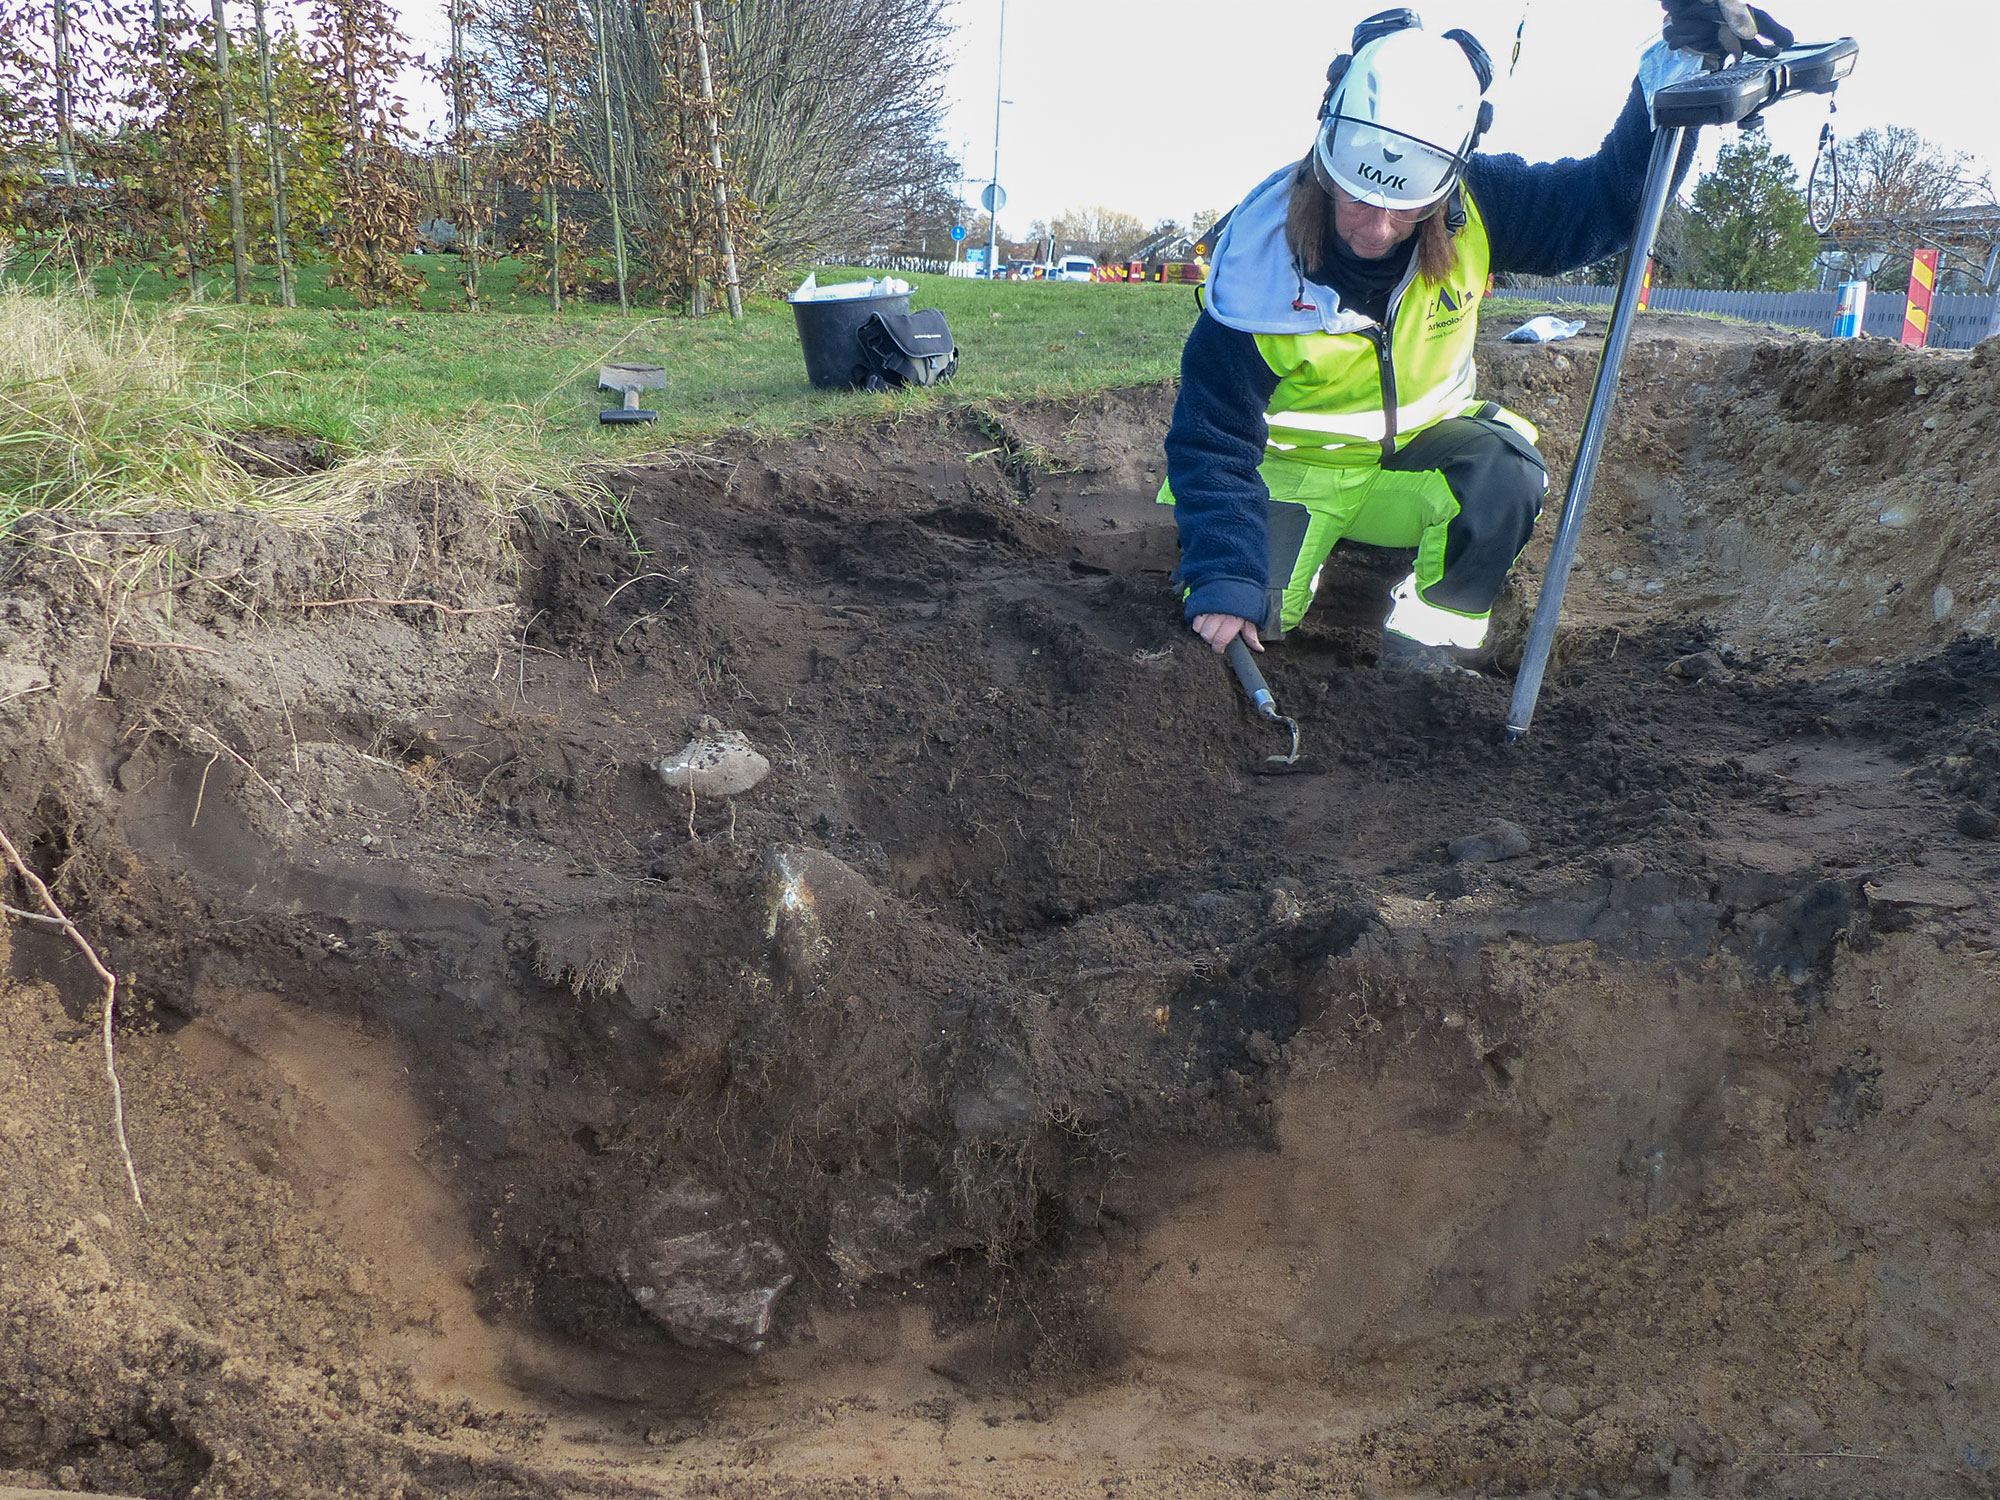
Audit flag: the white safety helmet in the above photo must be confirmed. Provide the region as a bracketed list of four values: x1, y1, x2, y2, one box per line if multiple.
[1316, 23, 1491, 213]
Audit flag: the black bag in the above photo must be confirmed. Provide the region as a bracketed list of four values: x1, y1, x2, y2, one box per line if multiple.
[855, 309, 958, 390]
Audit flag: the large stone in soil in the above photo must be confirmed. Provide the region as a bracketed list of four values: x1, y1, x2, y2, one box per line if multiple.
[1447, 819, 1531, 865]
[827, 1180, 974, 1282]
[617, 1182, 794, 1354]
[658, 729, 771, 796]
[762, 843, 880, 999]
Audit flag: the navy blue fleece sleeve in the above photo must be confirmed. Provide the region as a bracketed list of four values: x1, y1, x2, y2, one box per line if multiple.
[1163, 309, 1282, 624]
[1469, 79, 1688, 277]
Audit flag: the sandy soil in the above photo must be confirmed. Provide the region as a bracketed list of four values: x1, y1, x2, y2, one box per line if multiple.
[1, 317, 1997, 1500]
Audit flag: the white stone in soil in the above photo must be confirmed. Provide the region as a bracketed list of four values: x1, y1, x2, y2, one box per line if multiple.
[1933, 584, 1955, 622]
[658, 731, 771, 796]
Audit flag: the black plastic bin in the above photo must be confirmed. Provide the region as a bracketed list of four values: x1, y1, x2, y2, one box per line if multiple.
[791, 288, 911, 389]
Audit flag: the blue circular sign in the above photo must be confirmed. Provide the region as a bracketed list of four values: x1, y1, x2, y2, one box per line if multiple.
[950, 224, 967, 242]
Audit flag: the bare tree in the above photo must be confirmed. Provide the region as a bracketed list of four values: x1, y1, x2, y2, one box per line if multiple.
[463, 0, 953, 305]
[710, 0, 956, 265]
[1828, 125, 1995, 290]
[438, 0, 495, 307]
[1039, 204, 1144, 259]
[53, 0, 81, 182]
[588, 0, 628, 309]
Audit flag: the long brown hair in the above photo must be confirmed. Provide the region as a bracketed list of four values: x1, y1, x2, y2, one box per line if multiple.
[1284, 157, 1461, 288]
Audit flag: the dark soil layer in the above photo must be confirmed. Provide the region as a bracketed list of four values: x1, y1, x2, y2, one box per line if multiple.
[2, 319, 1998, 1500]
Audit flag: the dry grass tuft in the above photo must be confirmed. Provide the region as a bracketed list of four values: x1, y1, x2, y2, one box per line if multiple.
[260, 424, 595, 524]
[0, 285, 255, 519]
[0, 286, 600, 526]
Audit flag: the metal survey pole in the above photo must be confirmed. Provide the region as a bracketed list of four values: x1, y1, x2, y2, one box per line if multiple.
[1505, 125, 1684, 742]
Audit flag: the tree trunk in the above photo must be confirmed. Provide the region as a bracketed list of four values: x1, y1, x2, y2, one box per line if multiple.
[52, 0, 79, 184]
[543, 25, 560, 313]
[149, 0, 205, 300]
[688, 0, 741, 319]
[594, 0, 628, 311]
[210, 0, 250, 300]
[250, 0, 294, 306]
[449, 0, 479, 308]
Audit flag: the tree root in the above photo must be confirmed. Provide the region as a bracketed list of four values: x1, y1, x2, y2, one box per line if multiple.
[0, 817, 146, 1213]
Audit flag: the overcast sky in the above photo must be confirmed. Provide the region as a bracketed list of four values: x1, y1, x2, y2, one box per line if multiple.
[935, 0, 1999, 237]
[393, 1, 1997, 243]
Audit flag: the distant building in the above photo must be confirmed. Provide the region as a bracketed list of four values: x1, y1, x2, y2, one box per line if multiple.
[1816, 204, 2000, 293]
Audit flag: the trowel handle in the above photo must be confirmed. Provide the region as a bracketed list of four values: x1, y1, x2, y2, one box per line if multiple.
[1225, 637, 1279, 718]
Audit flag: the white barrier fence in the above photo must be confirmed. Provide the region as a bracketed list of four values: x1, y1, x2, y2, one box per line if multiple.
[1498, 284, 2000, 350]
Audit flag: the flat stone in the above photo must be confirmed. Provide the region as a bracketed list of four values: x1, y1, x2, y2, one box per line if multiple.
[1865, 874, 1979, 911]
[761, 844, 883, 999]
[1667, 650, 1728, 681]
[1533, 1383, 1581, 1423]
[618, 1181, 794, 1354]
[658, 731, 771, 796]
[1601, 851, 1644, 881]
[1447, 820, 1531, 865]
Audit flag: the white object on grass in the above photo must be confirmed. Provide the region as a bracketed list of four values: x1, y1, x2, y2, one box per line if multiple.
[1503, 315, 1588, 344]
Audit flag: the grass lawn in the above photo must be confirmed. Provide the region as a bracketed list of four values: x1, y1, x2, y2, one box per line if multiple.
[70, 256, 1202, 460]
[5, 249, 1651, 519]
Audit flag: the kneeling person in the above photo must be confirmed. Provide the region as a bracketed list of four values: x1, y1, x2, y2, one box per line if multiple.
[1163, 3, 1718, 675]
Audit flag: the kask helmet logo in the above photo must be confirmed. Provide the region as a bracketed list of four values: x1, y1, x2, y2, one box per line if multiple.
[1356, 162, 1411, 192]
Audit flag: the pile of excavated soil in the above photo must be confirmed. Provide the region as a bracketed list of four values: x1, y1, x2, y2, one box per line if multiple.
[2, 317, 1998, 1500]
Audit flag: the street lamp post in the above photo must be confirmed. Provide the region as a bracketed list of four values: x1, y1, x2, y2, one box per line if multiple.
[987, 0, 1005, 278]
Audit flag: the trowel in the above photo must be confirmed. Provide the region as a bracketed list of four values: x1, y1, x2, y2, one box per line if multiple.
[1225, 638, 1308, 774]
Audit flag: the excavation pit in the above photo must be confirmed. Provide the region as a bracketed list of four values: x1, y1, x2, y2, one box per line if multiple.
[3, 318, 2000, 1500]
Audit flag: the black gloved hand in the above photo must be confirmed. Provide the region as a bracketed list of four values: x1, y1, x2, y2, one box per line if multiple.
[1660, 0, 1794, 60]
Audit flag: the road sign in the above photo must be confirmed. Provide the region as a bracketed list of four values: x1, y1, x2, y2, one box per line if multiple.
[950, 224, 966, 243]
[1902, 247, 1939, 348]
[981, 183, 1006, 213]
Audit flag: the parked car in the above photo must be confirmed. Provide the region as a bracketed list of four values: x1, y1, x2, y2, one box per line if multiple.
[1050, 255, 1097, 282]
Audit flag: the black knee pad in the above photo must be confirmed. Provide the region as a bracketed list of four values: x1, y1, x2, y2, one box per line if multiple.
[1383, 416, 1547, 615]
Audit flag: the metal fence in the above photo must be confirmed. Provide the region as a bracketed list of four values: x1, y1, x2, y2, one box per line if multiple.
[1498, 284, 2000, 350]
[820, 253, 959, 276]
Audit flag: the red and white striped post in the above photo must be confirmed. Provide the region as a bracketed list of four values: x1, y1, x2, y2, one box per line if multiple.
[1901, 247, 1941, 349]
